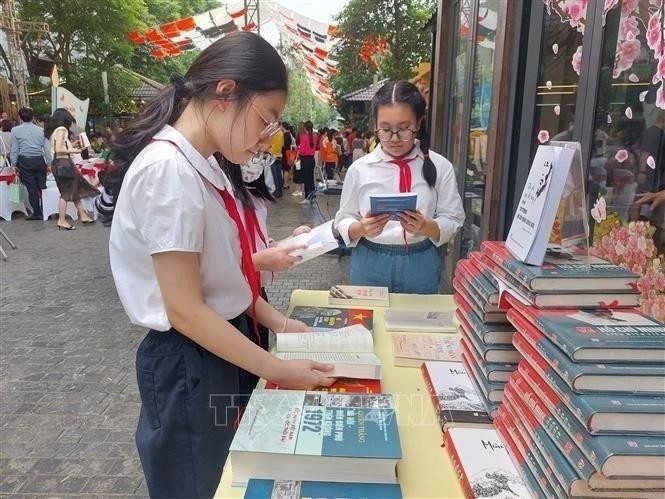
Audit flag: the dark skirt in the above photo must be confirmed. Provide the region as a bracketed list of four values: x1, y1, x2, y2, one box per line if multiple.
[293, 156, 309, 184]
[135, 314, 259, 498]
[52, 157, 99, 203]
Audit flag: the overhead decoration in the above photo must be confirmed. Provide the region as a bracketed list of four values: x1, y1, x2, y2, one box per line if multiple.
[127, 5, 257, 60]
[358, 35, 388, 70]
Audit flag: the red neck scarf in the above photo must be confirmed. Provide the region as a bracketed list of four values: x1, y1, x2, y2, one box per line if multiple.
[389, 157, 412, 192]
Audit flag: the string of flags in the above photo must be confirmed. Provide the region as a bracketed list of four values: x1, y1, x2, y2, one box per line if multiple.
[127, 2, 340, 103]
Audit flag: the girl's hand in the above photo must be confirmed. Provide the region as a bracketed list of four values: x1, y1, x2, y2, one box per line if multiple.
[359, 212, 391, 238]
[397, 210, 427, 235]
[253, 243, 305, 272]
[269, 359, 336, 390]
[284, 318, 309, 332]
[292, 225, 311, 236]
[635, 190, 665, 210]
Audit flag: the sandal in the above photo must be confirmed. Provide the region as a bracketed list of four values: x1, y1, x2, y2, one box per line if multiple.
[57, 224, 76, 231]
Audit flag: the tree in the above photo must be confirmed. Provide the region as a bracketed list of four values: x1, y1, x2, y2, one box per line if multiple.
[330, 0, 435, 116]
[283, 66, 338, 129]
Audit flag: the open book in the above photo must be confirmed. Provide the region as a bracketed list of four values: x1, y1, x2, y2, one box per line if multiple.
[274, 324, 382, 379]
[277, 220, 339, 265]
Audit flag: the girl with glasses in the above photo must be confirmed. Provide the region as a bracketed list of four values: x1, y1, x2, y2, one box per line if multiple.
[101, 33, 334, 498]
[334, 80, 466, 294]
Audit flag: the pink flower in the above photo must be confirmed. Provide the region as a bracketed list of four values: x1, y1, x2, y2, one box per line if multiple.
[615, 149, 629, 162]
[572, 45, 583, 75]
[621, 17, 639, 40]
[657, 84, 665, 110]
[538, 130, 550, 143]
[621, 0, 639, 16]
[618, 38, 641, 63]
[658, 58, 665, 80]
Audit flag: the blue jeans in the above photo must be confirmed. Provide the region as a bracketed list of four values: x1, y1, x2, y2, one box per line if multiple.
[350, 238, 442, 294]
[271, 159, 283, 198]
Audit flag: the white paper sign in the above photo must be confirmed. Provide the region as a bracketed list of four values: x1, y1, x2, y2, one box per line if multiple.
[506, 144, 577, 265]
[51, 86, 90, 129]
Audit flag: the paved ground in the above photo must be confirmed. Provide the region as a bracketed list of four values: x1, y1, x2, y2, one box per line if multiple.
[0, 191, 346, 497]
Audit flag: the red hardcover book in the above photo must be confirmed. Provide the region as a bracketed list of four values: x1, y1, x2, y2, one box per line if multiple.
[264, 378, 382, 393]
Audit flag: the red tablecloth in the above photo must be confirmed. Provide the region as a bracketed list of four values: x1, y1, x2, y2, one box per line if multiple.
[0, 173, 16, 185]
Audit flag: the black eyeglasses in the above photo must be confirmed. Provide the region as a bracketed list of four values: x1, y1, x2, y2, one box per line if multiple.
[375, 128, 418, 142]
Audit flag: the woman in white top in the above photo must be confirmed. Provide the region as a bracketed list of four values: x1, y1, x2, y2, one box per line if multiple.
[334, 80, 466, 294]
[104, 33, 334, 498]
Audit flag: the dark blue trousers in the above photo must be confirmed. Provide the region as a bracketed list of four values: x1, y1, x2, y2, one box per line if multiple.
[135, 314, 258, 498]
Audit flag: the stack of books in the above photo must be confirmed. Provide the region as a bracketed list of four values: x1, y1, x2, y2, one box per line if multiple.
[497, 294, 665, 498]
[230, 390, 402, 487]
[452, 256, 519, 418]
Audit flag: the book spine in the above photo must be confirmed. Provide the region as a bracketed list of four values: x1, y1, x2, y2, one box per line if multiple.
[421, 364, 445, 431]
[443, 431, 475, 499]
[510, 371, 595, 482]
[481, 241, 531, 288]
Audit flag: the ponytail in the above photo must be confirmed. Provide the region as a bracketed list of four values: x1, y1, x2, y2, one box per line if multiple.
[98, 32, 288, 224]
[371, 80, 436, 188]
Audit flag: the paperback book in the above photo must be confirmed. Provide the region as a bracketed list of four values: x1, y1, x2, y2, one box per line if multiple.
[369, 193, 418, 218]
[289, 306, 374, 332]
[264, 378, 382, 394]
[391, 332, 461, 367]
[244, 479, 403, 499]
[328, 285, 390, 307]
[382, 309, 456, 333]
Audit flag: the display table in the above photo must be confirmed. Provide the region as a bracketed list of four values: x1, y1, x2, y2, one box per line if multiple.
[215, 290, 464, 498]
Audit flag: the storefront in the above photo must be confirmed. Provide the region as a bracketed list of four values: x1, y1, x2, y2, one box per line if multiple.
[430, 0, 665, 297]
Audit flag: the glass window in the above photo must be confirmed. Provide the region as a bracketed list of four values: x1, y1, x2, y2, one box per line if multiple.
[587, 0, 664, 321]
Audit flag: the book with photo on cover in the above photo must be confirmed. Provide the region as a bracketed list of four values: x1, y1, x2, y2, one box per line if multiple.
[383, 309, 456, 333]
[244, 479, 403, 499]
[443, 427, 530, 499]
[505, 293, 665, 363]
[328, 285, 390, 307]
[481, 241, 638, 292]
[289, 306, 374, 332]
[230, 390, 401, 486]
[421, 361, 492, 431]
[274, 324, 382, 380]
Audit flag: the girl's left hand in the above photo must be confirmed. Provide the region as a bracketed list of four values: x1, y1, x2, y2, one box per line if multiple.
[282, 318, 309, 333]
[292, 225, 311, 236]
[397, 210, 428, 235]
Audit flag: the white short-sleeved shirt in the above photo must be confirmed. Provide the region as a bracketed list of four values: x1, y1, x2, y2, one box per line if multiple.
[109, 125, 251, 331]
[334, 144, 466, 247]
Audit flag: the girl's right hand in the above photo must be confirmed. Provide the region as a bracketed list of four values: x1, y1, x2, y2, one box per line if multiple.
[359, 212, 391, 238]
[270, 359, 336, 390]
[253, 243, 306, 271]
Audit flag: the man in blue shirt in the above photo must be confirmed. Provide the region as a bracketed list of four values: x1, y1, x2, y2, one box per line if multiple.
[10, 107, 51, 220]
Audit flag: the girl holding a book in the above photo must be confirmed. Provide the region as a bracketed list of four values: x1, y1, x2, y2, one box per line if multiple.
[334, 80, 465, 293]
[102, 33, 335, 498]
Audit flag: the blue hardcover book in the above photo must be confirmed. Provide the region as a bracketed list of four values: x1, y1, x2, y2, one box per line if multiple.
[457, 259, 500, 306]
[455, 272, 501, 314]
[459, 313, 521, 364]
[496, 406, 558, 499]
[461, 355, 499, 419]
[516, 358, 665, 435]
[244, 479, 403, 499]
[230, 390, 401, 486]
[509, 309, 665, 394]
[511, 300, 665, 363]
[513, 368, 665, 492]
[369, 193, 417, 218]
[461, 344, 506, 404]
[482, 241, 638, 292]
[455, 298, 515, 345]
[461, 336, 515, 383]
[517, 358, 665, 480]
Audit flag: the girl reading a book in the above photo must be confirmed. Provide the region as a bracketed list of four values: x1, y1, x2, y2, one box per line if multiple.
[102, 33, 335, 498]
[334, 80, 465, 293]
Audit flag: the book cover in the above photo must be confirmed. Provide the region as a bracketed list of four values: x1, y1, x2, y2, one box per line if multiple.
[516, 359, 665, 435]
[231, 390, 401, 460]
[391, 333, 461, 366]
[481, 241, 637, 292]
[458, 313, 521, 364]
[517, 359, 665, 479]
[502, 391, 578, 498]
[264, 378, 382, 394]
[456, 259, 500, 306]
[289, 306, 374, 332]
[421, 361, 491, 430]
[244, 479, 403, 499]
[454, 295, 515, 345]
[509, 310, 665, 394]
[328, 285, 390, 307]
[461, 351, 505, 404]
[507, 298, 665, 363]
[383, 308, 456, 333]
[494, 410, 552, 499]
[369, 193, 418, 218]
[495, 406, 559, 498]
[443, 427, 531, 499]
[461, 335, 515, 383]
